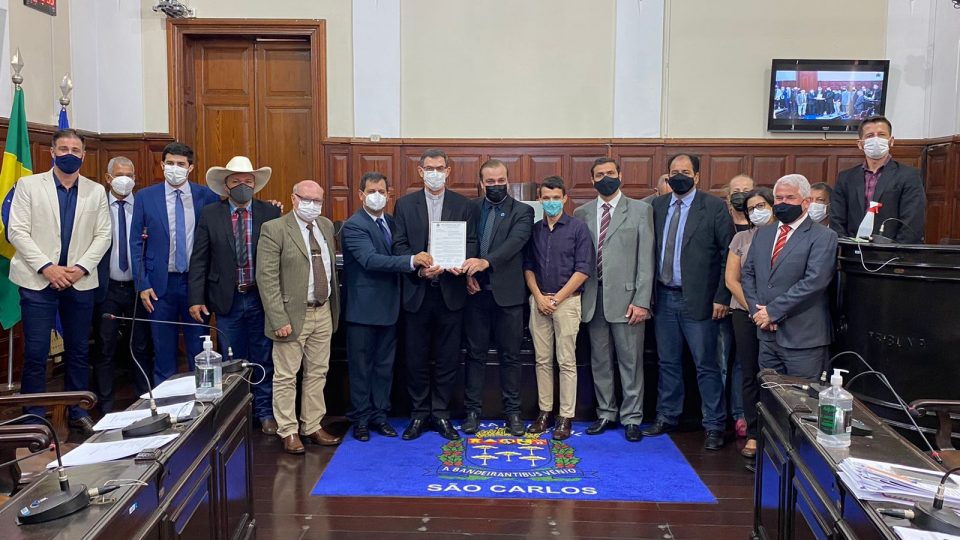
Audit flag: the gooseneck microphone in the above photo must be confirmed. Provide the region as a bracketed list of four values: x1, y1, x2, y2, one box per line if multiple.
[872, 217, 920, 244]
[902, 466, 960, 534]
[0, 414, 89, 524]
[102, 314, 244, 373]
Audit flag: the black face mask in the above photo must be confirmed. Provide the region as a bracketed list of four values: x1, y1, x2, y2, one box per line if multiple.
[667, 173, 696, 195]
[593, 176, 621, 197]
[773, 202, 804, 224]
[485, 185, 508, 204]
[729, 191, 748, 212]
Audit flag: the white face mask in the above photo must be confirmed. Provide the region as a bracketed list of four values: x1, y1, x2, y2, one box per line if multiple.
[808, 202, 828, 222]
[110, 175, 135, 197]
[365, 192, 387, 212]
[749, 208, 773, 226]
[423, 170, 446, 191]
[862, 137, 890, 160]
[163, 164, 189, 186]
[295, 200, 322, 222]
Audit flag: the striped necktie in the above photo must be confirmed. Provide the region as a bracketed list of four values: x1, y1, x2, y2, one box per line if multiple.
[771, 225, 791, 267]
[597, 203, 611, 280]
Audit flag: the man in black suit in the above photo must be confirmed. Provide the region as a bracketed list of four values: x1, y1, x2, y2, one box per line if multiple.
[460, 159, 534, 437]
[91, 156, 152, 414]
[642, 154, 734, 451]
[831, 116, 926, 243]
[340, 172, 434, 441]
[188, 156, 281, 435]
[393, 148, 479, 441]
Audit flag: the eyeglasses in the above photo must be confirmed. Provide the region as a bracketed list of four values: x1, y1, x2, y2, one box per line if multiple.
[294, 193, 323, 205]
[420, 166, 447, 172]
[748, 202, 769, 212]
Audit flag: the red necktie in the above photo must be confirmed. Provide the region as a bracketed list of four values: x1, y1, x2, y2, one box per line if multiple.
[771, 225, 791, 267]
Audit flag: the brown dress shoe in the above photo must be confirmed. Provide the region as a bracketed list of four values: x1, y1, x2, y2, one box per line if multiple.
[527, 411, 552, 434]
[281, 434, 305, 455]
[552, 417, 572, 440]
[261, 418, 278, 436]
[741, 438, 757, 458]
[303, 427, 342, 446]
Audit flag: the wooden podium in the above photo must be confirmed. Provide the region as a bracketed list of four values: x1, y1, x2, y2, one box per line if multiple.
[833, 239, 960, 431]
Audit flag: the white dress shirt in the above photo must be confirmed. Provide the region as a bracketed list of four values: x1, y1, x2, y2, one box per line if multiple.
[425, 189, 445, 223]
[108, 192, 135, 281]
[164, 182, 196, 272]
[295, 214, 332, 302]
[771, 211, 809, 258]
[364, 208, 416, 271]
[595, 191, 623, 246]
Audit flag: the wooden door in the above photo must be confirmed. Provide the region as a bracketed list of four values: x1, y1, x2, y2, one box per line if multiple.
[185, 36, 315, 204]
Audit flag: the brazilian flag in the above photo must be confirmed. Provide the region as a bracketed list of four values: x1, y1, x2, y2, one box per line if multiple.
[0, 87, 32, 329]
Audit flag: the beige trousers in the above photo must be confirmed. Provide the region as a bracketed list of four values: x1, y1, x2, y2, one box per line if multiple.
[272, 304, 333, 438]
[529, 295, 581, 418]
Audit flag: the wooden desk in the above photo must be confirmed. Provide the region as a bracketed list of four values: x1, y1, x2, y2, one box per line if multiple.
[754, 372, 941, 539]
[0, 372, 254, 539]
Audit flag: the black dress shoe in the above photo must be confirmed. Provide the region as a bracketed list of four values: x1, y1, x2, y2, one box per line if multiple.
[625, 424, 643, 442]
[371, 421, 397, 437]
[402, 418, 426, 441]
[586, 418, 614, 435]
[461, 411, 480, 434]
[433, 418, 460, 441]
[353, 424, 370, 442]
[704, 429, 725, 451]
[506, 414, 525, 436]
[69, 416, 95, 436]
[640, 420, 675, 437]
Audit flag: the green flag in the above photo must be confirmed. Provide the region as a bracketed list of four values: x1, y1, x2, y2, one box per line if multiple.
[0, 87, 33, 329]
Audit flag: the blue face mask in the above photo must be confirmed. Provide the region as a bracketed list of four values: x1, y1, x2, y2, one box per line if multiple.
[542, 200, 564, 217]
[54, 153, 83, 174]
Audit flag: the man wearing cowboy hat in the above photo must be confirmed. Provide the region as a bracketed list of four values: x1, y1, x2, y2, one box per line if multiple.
[188, 156, 281, 435]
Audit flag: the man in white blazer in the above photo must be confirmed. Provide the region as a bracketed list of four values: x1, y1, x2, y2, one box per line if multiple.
[8, 128, 111, 430]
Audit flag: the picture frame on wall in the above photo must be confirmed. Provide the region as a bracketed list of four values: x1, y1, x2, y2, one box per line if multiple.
[24, 0, 56, 16]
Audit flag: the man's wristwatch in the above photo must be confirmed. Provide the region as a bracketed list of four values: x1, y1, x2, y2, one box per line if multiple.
[550, 298, 559, 308]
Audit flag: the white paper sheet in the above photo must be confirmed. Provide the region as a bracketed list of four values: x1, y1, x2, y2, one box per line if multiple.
[428, 221, 467, 268]
[140, 376, 196, 399]
[92, 402, 195, 432]
[47, 433, 179, 468]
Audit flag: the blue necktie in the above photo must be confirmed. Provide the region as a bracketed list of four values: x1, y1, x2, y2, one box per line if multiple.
[175, 189, 187, 272]
[117, 200, 129, 272]
[376, 217, 392, 247]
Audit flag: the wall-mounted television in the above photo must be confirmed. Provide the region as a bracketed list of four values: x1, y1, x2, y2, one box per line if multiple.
[768, 59, 890, 132]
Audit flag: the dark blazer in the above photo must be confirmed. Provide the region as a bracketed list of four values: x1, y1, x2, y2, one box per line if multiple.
[393, 189, 478, 312]
[652, 190, 734, 321]
[188, 199, 281, 314]
[472, 196, 533, 307]
[340, 209, 414, 326]
[830, 159, 926, 243]
[741, 217, 838, 348]
[130, 181, 220, 297]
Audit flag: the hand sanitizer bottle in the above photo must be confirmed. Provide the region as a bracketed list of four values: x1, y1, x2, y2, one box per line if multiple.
[817, 368, 853, 448]
[195, 335, 223, 400]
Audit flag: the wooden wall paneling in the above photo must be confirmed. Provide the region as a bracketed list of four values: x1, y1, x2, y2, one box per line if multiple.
[836, 155, 864, 176]
[352, 145, 399, 216]
[527, 155, 563, 187]
[702, 154, 746, 192]
[951, 140, 960, 241]
[100, 138, 145, 186]
[324, 144, 351, 222]
[446, 153, 482, 198]
[923, 144, 949, 243]
[794, 155, 830, 184]
[567, 151, 609, 208]
[144, 135, 176, 188]
[751, 155, 788, 185]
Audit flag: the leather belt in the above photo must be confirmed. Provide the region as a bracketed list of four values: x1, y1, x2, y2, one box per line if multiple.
[237, 282, 257, 293]
[542, 292, 580, 297]
[306, 300, 327, 308]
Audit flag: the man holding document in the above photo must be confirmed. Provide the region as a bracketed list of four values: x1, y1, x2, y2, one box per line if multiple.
[393, 149, 478, 441]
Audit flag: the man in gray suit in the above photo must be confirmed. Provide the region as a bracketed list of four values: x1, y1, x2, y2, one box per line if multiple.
[742, 174, 838, 380]
[575, 158, 655, 442]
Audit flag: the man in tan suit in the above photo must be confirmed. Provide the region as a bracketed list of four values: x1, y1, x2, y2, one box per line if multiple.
[7, 128, 111, 431]
[257, 180, 342, 454]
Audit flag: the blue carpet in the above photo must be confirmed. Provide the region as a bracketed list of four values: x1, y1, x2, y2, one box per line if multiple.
[311, 420, 716, 502]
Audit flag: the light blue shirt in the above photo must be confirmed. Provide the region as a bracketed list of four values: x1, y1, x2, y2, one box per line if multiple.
[659, 188, 697, 287]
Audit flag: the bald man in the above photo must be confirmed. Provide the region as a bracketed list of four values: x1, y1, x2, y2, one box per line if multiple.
[257, 180, 342, 454]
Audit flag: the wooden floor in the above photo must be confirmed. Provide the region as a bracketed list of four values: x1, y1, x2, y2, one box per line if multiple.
[251, 420, 756, 539]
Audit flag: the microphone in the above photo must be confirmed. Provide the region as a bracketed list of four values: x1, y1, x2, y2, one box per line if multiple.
[906, 466, 960, 534]
[873, 217, 919, 244]
[102, 313, 243, 374]
[119, 225, 172, 438]
[0, 414, 89, 524]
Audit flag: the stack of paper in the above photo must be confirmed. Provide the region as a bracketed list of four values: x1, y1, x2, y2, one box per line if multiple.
[838, 457, 960, 508]
[92, 402, 195, 432]
[140, 376, 196, 399]
[894, 526, 960, 540]
[47, 433, 179, 468]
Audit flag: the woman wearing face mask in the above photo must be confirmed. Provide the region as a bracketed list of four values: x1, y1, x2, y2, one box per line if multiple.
[724, 187, 774, 462]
